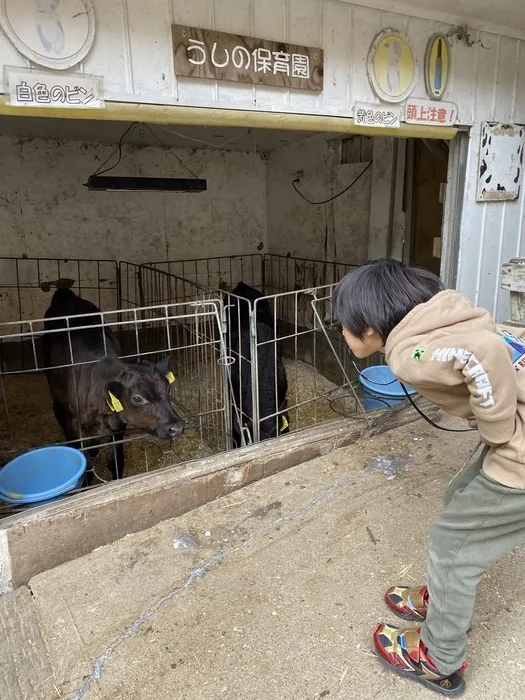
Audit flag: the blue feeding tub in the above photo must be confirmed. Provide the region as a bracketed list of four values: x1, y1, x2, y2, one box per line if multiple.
[358, 365, 416, 411]
[0, 446, 87, 506]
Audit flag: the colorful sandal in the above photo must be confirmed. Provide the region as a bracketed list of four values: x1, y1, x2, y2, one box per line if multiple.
[373, 623, 466, 696]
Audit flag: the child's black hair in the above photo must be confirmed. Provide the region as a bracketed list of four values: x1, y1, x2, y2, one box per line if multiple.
[332, 259, 443, 343]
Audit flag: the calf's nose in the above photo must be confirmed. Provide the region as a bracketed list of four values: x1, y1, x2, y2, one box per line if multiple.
[155, 421, 184, 440]
[168, 422, 184, 438]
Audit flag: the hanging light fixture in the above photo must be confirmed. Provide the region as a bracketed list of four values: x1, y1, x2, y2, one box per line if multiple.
[84, 123, 207, 193]
[85, 175, 206, 192]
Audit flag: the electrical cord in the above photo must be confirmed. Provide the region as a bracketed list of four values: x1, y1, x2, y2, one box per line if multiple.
[292, 160, 373, 205]
[142, 123, 199, 178]
[349, 359, 476, 433]
[400, 380, 476, 433]
[153, 122, 252, 149]
[90, 121, 199, 181]
[92, 122, 138, 177]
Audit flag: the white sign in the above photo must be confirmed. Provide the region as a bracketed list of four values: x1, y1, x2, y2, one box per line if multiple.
[0, 0, 95, 71]
[354, 102, 402, 128]
[5, 66, 104, 108]
[404, 98, 457, 126]
[477, 122, 525, 202]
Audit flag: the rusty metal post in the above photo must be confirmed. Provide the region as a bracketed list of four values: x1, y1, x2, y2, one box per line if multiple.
[501, 258, 525, 327]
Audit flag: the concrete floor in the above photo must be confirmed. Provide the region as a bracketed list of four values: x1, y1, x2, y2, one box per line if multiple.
[6, 417, 525, 699]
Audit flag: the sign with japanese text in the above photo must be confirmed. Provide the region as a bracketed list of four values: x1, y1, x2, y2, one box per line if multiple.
[172, 24, 323, 91]
[354, 103, 402, 128]
[5, 66, 104, 109]
[404, 98, 457, 126]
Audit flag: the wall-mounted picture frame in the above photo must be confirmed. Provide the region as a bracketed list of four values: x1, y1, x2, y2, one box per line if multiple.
[0, 0, 96, 70]
[367, 29, 418, 103]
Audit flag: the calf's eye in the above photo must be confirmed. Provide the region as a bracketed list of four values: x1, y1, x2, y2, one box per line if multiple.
[131, 395, 145, 405]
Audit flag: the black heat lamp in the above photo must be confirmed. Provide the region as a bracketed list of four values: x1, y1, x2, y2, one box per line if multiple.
[84, 122, 206, 193]
[85, 175, 207, 192]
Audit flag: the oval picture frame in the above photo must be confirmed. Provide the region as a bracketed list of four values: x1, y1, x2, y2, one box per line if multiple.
[424, 33, 450, 100]
[0, 0, 96, 71]
[367, 28, 418, 103]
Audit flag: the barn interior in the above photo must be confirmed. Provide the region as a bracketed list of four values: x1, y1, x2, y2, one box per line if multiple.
[0, 114, 449, 512]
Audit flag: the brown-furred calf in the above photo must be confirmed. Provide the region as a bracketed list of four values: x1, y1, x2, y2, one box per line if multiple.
[42, 280, 183, 481]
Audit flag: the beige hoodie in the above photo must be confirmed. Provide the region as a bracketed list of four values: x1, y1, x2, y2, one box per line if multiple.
[386, 290, 525, 489]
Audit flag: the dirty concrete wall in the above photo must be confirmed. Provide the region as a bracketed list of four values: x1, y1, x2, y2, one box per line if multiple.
[0, 136, 266, 321]
[266, 133, 390, 265]
[266, 134, 372, 264]
[0, 136, 266, 262]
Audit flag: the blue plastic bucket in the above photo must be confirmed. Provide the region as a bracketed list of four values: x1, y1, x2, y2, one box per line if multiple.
[358, 365, 416, 411]
[0, 446, 87, 505]
[1, 477, 85, 510]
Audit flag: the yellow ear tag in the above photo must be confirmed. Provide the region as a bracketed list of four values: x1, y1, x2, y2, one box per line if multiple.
[165, 371, 176, 385]
[280, 415, 289, 433]
[107, 391, 124, 413]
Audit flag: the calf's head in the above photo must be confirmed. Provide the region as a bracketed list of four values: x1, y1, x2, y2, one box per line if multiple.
[105, 360, 184, 440]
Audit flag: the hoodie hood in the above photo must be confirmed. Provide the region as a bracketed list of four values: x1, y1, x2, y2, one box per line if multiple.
[385, 290, 495, 360]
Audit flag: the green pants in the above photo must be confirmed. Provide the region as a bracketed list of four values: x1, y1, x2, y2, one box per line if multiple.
[421, 445, 525, 675]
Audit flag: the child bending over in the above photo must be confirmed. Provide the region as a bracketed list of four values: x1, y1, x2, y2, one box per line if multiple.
[332, 258, 525, 696]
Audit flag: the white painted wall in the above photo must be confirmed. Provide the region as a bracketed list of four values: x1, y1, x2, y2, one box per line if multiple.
[0, 0, 524, 318]
[0, 0, 525, 124]
[0, 136, 267, 263]
[0, 0, 516, 127]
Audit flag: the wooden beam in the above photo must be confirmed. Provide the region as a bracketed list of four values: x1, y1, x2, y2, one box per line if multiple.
[0, 97, 458, 140]
[0, 401, 439, 592]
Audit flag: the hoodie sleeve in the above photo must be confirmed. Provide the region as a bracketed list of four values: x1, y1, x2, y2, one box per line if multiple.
[389, 332, 517, 446]
[458, 335, 517, 444]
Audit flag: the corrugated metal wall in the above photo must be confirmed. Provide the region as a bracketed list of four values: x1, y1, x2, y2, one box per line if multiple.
[0, 0, 524, 318]
[455, 36, 525, 321]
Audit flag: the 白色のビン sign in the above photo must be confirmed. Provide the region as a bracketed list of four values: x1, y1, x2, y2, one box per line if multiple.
[173, 24, 323, 91]
[404, 98, 457, 126]
[5, 66, 104, 108]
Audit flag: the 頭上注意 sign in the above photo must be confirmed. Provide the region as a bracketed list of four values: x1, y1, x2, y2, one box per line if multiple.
[404, 98, 457, 126]
[172, 24, 323, 91]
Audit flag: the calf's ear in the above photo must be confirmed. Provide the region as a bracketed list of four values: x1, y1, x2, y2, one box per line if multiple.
[155, 355, 171, 374]
[155, 356, 176, 385]
[107, 380, 124, 399]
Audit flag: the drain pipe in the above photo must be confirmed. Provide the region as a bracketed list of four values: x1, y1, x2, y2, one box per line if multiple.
[501, 258, 525, 327]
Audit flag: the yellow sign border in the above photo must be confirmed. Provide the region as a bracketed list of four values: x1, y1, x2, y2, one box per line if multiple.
[367, 28, 418, 104]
